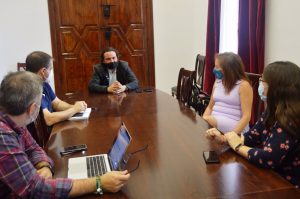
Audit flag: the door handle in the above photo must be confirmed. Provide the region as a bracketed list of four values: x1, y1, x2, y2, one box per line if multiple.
[101, 4, 115, 19]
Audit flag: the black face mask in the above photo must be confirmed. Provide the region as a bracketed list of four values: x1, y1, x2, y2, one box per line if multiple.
[104, 62, 118, 70]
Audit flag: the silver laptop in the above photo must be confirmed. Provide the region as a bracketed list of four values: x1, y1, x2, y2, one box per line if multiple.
[68, 123, 132, 179]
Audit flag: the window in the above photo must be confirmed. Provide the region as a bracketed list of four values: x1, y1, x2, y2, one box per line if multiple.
[219, 0, 239, 53]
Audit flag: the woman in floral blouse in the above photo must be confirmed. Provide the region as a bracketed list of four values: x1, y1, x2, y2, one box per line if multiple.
[206, 61, 300, 188]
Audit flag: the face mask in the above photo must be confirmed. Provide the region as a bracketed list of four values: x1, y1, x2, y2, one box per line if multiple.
[27, 103, 40, 125]
[104, 62, 118, 70]
[46, 70, 53, 83]
[258, 81, 267, 101]
[213, 68, 224, 79]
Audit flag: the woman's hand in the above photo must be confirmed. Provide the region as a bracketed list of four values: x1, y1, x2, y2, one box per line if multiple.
[205, 128, 226, 144]
[224, 131, 242, 149]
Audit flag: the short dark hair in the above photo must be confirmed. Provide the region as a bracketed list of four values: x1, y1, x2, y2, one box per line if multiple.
[263, 61, 300, 138]
[0, 71, 43, 115]
[100, 47, 120, 62]
[26, 51, 52, 73]
[215, 52, 248, 93]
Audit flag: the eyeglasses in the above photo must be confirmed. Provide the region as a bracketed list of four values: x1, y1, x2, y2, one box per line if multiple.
[127, 160, 140, 173]
[120, 144, 148, 173]
[124, 144, 149, 162]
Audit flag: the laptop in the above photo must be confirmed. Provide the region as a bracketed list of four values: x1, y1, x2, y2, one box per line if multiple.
[68, 122, 132, 179]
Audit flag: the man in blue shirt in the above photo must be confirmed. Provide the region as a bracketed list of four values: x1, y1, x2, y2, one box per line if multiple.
[26, 51, 87, 126]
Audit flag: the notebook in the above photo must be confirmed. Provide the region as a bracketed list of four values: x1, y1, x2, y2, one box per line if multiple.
[68, 123, 132, 179]
[68, 108, 92, 121]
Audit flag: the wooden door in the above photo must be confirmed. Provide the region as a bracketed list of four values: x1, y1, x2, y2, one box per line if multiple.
[48, 0, 155, 97]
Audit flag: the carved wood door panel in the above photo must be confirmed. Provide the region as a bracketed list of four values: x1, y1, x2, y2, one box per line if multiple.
[48, 0, 155, 97]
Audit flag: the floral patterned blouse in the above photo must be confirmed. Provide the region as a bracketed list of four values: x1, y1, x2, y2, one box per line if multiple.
[244, 114, 300, 188]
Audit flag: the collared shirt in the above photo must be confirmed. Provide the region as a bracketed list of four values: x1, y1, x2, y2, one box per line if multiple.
[0, 111, 72, 198]
[108, 68, 117, 86]
[88, 60, 139, 93]
[41, 82, 56, 112]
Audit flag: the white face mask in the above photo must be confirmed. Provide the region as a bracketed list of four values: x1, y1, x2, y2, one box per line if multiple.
[46, 70, 54, 83]
[27, 103, 40, 125]
[258, 81, 267, 101]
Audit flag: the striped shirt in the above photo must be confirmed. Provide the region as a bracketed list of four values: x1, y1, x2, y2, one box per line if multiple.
[0, 111, 72, 198]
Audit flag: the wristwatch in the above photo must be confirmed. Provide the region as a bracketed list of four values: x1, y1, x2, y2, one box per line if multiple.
[95, 176, 103, 195]
[234, 143, 243, 152]
[39, 164, 54, 175]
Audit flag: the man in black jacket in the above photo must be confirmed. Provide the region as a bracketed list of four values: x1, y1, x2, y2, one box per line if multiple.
[88, 47, 139, 93]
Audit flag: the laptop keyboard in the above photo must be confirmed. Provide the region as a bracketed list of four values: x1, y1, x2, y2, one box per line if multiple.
[86, 156, 108, 177]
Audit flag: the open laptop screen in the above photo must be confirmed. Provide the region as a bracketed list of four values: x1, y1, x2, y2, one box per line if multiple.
[108, 123, 131, 170]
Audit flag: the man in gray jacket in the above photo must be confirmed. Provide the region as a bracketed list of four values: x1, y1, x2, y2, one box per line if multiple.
[88, 47, 139, 94]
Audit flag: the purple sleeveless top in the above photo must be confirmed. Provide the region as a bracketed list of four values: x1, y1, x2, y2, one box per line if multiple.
[211, 79, 249, 133]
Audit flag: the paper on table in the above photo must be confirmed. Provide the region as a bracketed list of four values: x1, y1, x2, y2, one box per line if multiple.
[68, 108, 92, 121]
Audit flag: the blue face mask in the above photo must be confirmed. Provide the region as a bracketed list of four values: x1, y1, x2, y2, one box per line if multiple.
[258, 81, 267, 101]
[213, 68, 224, 79]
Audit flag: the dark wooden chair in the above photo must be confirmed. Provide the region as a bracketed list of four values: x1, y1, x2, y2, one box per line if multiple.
[17, 62, 27, 71]
[176, 68, 196, 106]
[17, 61, 52, 147]
[172, 54, 205, 97]
[195, 54, 205, 90]
[245, 72, 264, 126]
[27, 109, 50, 148]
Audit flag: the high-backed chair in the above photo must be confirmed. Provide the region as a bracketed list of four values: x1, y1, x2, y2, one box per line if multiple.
[17, 62, 50, 147]
[172, 54, 205, 97]
[35, 110, 50, 148]
[17, 62, 27, 71]
[195, 54, 206, 90]
[245, 72, 264, 126]
[27, 109, 50, 148]
[176, 68, 196, 106]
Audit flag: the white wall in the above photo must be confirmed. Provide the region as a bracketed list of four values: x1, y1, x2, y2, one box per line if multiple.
[1, 0, 299, 94]
[153, 0, 208, 93]
[0, 0, 53, 86]
[0, 0, 207, 95]
[265, 0, 300, 66]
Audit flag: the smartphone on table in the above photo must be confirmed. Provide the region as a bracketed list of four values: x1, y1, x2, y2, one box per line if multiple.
[203, 151, 220, 164]
[60, 144, 87, 156]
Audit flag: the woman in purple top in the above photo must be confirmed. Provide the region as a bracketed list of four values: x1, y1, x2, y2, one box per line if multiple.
[206, 61, 300, 188]
[203, 52, 253, 134]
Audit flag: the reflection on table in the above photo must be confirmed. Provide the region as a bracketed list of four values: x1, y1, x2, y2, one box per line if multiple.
[47, 89, 297, 199]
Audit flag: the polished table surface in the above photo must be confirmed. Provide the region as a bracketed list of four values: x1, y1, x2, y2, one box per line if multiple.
[47, 90, 298, 199]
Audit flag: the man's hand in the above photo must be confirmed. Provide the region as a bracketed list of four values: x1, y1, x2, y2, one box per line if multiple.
[36, 167, 53, 179]
[107, 81, 127, 94]
[73, 101, 87, 112]
[100, 170, 130, 193]
[107, 81, 122, 93]
[115, 85, 127, 94]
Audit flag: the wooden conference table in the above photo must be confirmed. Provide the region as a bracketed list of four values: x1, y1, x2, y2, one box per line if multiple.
[47, 89, 300, 199]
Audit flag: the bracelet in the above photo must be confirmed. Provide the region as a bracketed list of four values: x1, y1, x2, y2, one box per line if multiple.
[234, 143, 243, 152]
[38, 165, 54, 175]
[95, 176, 103, 195]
